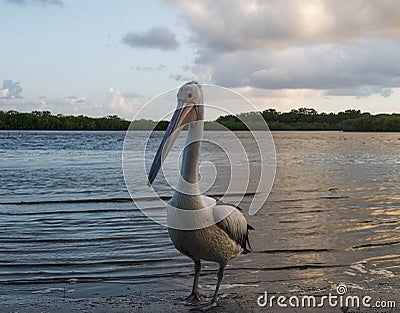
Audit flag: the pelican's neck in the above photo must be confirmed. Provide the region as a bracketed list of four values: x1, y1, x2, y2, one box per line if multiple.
[171, 111, 204, 209]
[177, 119, 203, 194]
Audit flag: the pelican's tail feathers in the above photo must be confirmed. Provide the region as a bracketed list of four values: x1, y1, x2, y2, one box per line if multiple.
[242, 223, 254, 254]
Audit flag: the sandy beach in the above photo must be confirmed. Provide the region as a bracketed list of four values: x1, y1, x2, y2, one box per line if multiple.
[2, 283, 398, 313]
[2, 259, 399, 313]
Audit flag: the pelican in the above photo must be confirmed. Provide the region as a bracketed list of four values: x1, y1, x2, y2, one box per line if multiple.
[148, 81, 253, 310]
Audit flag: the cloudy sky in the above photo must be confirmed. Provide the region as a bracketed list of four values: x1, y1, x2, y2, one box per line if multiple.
[1, 0, 400, 120]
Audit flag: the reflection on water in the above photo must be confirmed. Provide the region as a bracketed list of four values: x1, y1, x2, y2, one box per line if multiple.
[0, 130, 399, 297]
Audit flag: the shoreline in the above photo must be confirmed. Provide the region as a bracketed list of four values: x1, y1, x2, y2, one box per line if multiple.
[2, 263, 398, 313]
[2, 285, 398, 313]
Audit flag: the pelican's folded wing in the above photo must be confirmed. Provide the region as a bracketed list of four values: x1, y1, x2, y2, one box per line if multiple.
[213, 205, 254, 254]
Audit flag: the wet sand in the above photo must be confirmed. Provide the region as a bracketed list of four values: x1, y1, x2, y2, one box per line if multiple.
[2, 262, 398, 313]
[2, 285, 398, 313]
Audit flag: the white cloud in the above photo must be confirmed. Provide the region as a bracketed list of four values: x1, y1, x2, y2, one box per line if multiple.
[107, 87, 142, 118]
[166, 0, 400, 98]
[65, 96, 86, 105]
[188, 40, 400, 97]
[168, 0, 400, 50]
[169, 73, 195, 82]
[132, 64, 167, 71]
[1, 79, 23, 99]
[0, 87, 143, 119]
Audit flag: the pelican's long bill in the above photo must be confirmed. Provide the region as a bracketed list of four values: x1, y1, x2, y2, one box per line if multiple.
[147, 102, 195, 186]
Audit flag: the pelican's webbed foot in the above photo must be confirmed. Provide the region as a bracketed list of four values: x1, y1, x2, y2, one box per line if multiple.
[189, 299, 217, 311]
[183, 292, 202, 305]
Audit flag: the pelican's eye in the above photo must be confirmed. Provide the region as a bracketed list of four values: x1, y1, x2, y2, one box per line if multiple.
[187, 93, 193, 101]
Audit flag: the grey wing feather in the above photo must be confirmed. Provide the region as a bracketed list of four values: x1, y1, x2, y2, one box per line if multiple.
[214, 205, 254, 254]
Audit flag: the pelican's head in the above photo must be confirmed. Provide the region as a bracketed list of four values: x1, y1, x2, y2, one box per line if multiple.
[147, 81, 203, 185]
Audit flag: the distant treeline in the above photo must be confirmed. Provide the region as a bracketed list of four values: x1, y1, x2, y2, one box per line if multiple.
[1, 108, 400, 131]
[0, 111, 130, 130]
[218, 108, 400, 131]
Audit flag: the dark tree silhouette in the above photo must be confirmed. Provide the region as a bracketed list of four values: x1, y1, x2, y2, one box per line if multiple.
[0, 109, 399, 131]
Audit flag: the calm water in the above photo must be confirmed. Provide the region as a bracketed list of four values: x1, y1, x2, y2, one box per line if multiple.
[0, 130, 399, 299]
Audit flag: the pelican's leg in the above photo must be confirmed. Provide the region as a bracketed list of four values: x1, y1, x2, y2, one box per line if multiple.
[184, 260, 202, 304]
[190, 263, 225, 311]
